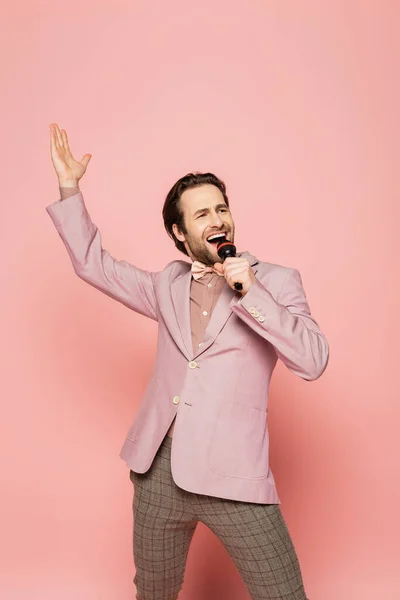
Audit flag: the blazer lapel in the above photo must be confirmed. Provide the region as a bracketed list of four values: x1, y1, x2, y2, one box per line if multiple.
[194, 251, 259, 358]
[192, 281, 236, 358]
[171, 268, 193, 359]
[170, 251, 259, 360]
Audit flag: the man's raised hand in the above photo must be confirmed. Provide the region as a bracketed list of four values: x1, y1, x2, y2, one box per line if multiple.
[49, 123, 92, 186]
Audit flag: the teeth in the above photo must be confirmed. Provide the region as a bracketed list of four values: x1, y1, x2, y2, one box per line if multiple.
[207, 233, 226, 242]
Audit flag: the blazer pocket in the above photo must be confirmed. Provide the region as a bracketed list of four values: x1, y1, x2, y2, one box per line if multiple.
[207, 401, 269, 480]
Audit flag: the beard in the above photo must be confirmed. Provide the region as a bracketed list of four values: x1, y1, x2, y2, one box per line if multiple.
[185, 231, 234, 266]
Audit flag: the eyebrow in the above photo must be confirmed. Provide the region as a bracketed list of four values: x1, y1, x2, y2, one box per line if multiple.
[192, 203, 228, 217]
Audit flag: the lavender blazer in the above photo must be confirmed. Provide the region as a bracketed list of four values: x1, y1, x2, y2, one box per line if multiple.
[46, 191, 329, 504]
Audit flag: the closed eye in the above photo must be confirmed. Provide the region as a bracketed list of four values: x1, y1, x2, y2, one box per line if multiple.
[197, 209, 228, 218]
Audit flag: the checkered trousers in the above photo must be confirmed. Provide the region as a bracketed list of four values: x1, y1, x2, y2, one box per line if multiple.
[130, 435, 309, 600]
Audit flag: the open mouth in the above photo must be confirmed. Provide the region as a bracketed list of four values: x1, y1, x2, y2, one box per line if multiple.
[206, 232, 227, 247]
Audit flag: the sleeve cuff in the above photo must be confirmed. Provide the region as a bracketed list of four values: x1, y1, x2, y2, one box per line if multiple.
[229, 277, 279, 324]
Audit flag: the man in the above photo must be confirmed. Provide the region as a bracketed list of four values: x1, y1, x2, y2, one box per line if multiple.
[47, 122, 329, 600]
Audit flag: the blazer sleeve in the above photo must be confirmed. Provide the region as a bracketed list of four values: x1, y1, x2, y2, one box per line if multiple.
[229, 268, 329, 381]
[46, 191, 159, 321]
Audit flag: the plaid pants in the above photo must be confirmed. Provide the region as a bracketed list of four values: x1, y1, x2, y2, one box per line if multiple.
[130, 435, 308, 600]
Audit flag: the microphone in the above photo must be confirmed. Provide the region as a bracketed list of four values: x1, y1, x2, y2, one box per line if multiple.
[216, 240, 243, 291]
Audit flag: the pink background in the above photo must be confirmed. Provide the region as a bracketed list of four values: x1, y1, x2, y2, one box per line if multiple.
[1, 1, 399, 599]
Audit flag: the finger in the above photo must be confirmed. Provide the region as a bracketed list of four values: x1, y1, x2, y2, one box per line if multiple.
[49, 124, 62, 157]
[51, 123, 60, 149]
[224, 257, 247, 264]
[223, 260, 246, 269]
[49, 124, 56, 154]
[54, 123, 63, 148]
[61, 129, 71, 154]
[223, 257, 241, 266]
[226, 274, 246, 288]
[223, 259, 249, 271]
[80, 153, 92, 167]
[224, 266, 247, 279]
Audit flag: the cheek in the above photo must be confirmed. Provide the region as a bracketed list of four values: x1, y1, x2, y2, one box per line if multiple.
[194, 225, 207, 240]
[187, 225, 205, 243]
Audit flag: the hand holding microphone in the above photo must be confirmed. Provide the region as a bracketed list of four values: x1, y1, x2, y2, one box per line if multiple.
[213, 246, 256, 295]
[216, 240, 243, 291]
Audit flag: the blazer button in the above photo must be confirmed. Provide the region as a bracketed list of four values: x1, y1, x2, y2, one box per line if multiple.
[173, 396, 180, 404]
[258, 315, 265, 322]
[189, 361, 197, 369]
[249, 307, 256, 315]
[254, 310, 260, 318]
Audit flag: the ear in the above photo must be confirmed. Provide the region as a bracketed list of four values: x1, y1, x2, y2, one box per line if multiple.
[172, 223, 186, 242]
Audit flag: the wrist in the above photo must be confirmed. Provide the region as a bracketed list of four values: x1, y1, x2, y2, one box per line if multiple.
[58, 179, 79, 188]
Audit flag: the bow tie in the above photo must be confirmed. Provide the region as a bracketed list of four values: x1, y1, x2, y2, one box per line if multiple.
[191, 260, 225, 281]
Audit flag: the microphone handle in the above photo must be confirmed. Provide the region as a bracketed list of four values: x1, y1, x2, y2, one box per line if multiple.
[217, 241, 243, 291]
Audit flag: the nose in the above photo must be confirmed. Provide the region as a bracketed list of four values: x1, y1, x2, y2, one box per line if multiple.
[209, 210, 224, 227]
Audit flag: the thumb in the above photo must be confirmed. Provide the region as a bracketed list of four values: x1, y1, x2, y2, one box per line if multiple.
[80, 154, 92, 168]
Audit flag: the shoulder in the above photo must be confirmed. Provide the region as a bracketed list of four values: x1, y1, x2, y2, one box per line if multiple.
[245, 253, 301, 299]
[244, 251, 297, 281]
[158, 258, 191, 282]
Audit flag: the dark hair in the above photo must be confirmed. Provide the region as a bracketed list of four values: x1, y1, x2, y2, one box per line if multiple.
[162, 172, 230, 257]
